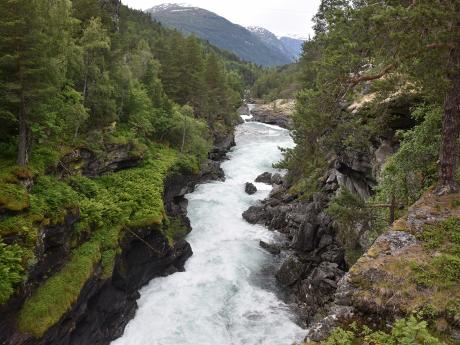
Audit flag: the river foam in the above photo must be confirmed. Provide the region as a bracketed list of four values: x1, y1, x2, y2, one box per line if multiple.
[111, 121, 304, 345]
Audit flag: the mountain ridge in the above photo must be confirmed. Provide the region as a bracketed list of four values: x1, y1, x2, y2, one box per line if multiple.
[148, 3, 304, 66]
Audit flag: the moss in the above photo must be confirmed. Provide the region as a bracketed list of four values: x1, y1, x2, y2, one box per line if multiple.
[18, 240, 101, 338]
[164, 217, 189, 246]
[0, 183, 29, 211]
[100, 249, 118, 279]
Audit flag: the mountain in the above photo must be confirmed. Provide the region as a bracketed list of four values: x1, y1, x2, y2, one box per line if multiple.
[147, 3, 292, 66]
[246, 26, 293, 61]
[279, 37, 305, 61]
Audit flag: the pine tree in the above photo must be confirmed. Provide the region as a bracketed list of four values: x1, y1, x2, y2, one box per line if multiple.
[0, 0, 74, 165]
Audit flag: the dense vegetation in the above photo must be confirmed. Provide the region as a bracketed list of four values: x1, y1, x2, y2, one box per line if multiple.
[0, 0, 257, 332]
[287, 0, 460, 197]
[251, 63, 301, 101]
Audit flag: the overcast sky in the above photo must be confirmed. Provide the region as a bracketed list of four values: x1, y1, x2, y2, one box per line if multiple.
[121, 1, 321, 38]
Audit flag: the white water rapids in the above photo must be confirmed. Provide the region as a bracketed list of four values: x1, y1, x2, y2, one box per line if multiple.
[112, 114, 304, 345]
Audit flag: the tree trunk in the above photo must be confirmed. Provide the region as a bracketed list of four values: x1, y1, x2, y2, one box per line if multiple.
[181, 113, 187, 153]
[17, 53, 29, 166]
[437, 48, 460, 195]
[17, 90, 29, 166]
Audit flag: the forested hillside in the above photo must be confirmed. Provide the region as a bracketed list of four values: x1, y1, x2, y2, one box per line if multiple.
[0, 1, 258, 343]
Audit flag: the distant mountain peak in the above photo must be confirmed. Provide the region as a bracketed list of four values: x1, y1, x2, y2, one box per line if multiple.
[149, 3, 196, 12]
[282, 33, 308, 41]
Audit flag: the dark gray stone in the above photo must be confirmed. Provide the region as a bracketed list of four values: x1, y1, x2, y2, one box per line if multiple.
[242, 206, 266, 224]
[276, 255, 305, 286]
[245, 182, 257, 195]
[259, 241, 281, 255]
[255, 172, 273, 184]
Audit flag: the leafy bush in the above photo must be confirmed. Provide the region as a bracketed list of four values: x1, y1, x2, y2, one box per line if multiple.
[0, 241, 25, 304]
[322, 316, 445, 345]
[377, 104, 442, 205]
[327, 188, 386, 263]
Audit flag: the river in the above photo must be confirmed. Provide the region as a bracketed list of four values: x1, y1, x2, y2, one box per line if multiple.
[111, 114, 304, 345]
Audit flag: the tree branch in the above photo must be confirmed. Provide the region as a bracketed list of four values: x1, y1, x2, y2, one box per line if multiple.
[349, 64, 395, 86]
[427, 42, 457, 50]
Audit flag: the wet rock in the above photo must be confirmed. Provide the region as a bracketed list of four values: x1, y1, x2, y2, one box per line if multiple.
[317, 234, 334, 250]
[269, 184, 284, 198]
[209, 132, 235, 161]
[271, 173, 283, 185]
[259, 241, 281, 255]
[245, 182, 257, 195]
[276, 255, 305, 286]
[292, 221, 317, 252]
[242, 205, 266, 224]
[320, 245, 345, 264]
[255, 172, 273, 184]
[304, 306, 355, 342]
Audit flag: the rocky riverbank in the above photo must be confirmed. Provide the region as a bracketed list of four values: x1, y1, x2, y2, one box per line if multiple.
[241, 140, 396, 330]
[0, 132, 235, 345]
[249, 99, 295, 129]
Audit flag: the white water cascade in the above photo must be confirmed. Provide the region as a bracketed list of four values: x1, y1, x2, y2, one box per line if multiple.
[112, 112, 304, 345]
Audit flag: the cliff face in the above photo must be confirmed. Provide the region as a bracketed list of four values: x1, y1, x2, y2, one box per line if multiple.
[0, 133, 234, 345]
[305, 190, 460, 343]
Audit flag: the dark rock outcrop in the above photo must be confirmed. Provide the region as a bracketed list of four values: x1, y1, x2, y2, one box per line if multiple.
[250, 100, 294, 129]
[242, 205, 266, 224]
[255, 172, 272, 184]
[209, 131, 236, 161]
[59, 144, 143, 178]
[245, 182, 257, 195]
[259, 240, 281, 255]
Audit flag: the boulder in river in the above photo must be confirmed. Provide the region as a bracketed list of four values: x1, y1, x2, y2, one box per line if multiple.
[245, 182, 257, 195]
[255, 172, 272, 184]
[242, 205, 265, 224]
[259, 240, 281, 255]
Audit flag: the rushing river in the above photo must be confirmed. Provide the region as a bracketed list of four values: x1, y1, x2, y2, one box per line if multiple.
[112, 114, 304, 345]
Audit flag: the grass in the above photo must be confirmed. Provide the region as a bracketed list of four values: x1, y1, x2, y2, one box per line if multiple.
[164, 217, 190, 246]
[17, 240, 101, 337]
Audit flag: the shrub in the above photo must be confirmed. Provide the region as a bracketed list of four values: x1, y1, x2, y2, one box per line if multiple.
[377, 104, 442, 206]
[0, 241, 25, 304]
[321, 316, 445, 345]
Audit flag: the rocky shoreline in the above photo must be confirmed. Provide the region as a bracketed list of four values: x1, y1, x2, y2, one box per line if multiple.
[241, 141, 394, 340]
[0, 133, 235, 345]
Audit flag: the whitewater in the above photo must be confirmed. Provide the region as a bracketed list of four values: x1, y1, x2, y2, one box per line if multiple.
[112, 114, 304, 345]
